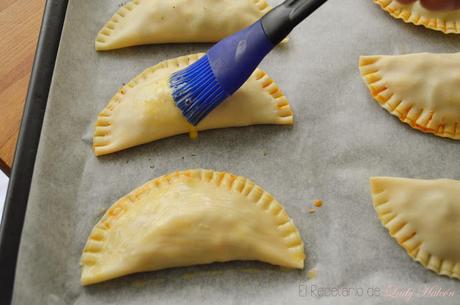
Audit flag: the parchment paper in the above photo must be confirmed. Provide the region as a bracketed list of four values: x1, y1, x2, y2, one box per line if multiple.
[11, 0, 460, 304]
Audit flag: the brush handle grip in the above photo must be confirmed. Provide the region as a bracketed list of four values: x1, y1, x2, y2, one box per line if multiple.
[207, 21, 273, 95]
[207, 0, 327, 96]
[262, 0, 329, 45]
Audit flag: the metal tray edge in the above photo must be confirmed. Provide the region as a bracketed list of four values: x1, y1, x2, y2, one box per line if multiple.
[0, 0, 69, 304]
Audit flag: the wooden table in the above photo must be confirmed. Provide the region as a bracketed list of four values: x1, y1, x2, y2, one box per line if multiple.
[0, 0, 45, 176]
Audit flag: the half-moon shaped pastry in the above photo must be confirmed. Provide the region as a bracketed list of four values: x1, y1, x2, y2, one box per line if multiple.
[374, 0, 460, 34]
[93, 53, 293, 156]
[359, 53, 460, 140]
[81, 169, 305, 285]
[96, 0, 273, 51]
[370, 177, 460, 280]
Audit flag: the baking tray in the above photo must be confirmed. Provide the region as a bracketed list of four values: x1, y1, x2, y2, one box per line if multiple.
[0, 1, 68, 304]
[2, 0, 460, 305]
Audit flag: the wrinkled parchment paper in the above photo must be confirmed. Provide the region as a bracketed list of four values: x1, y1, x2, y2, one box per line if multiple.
[12, 0, 460, 304]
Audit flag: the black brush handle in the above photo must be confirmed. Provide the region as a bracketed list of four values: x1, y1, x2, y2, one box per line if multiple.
[261, 0, 329, 45]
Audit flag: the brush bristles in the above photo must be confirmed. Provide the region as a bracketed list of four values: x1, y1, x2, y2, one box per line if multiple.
[170, 55, 229, 126]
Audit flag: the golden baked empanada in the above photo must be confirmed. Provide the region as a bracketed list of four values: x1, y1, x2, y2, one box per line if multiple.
[93, 53, 293, 156]
[359, 53, 460, 140]
[370, 177, 460, 280]
[374, 0, 460, 34]
[96, 0, 273, 51]
[81, 169, 305, 285]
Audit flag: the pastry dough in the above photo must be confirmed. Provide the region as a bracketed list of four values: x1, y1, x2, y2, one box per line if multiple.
[93, 53, 293, 156]
[96, 0, 273, 51]
[359, 53, 460, 140]
[374, 0, 460, 33]
[81, 169, 305, 285]
[370, 177, 460, 280]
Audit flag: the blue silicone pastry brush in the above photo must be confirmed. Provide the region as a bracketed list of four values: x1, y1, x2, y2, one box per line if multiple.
[170, 0, 328, 125]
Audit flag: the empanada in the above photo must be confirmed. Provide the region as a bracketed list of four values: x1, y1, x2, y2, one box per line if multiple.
[81, 169, 305, 285]
[370, 177, 460, 280]
[359, 53, 460, 140]
[96, 0, 273, 51]
[374, 0, 460, 34]
[93, 53, 293, 156]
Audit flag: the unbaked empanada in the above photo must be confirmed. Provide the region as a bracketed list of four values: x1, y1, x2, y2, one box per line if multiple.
[93, 53, 293, 156]
[374, 0, 460, 34]
[359, 53, 460, 140]
[81, 169, 305, 285]
[96, 0, 273, 51]
[370, 177, 460, 280]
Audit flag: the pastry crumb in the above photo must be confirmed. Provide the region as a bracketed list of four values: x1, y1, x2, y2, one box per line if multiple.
[189, 130, 198, 140]
[307, 269, 317, 280]
[313, 199, 323, 208]
[308, 208, 316, 214]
